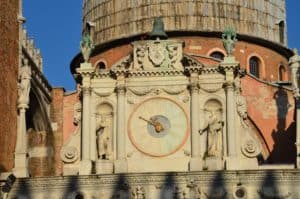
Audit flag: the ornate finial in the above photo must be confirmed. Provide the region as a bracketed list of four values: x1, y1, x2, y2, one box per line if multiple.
[148, 17, 168, 40]
[222, 27, 237, 56]
[80, 21, 95, 63]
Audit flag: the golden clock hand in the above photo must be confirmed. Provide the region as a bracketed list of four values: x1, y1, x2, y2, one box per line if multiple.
[139, 116, 164, 133]
[139, 116, 156, 126]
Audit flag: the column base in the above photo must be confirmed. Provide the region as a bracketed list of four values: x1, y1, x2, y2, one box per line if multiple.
[95, 160, 114, 174]
[205, 157, 224, 170]
[79, 160, 92, 175]
[13, 153, 29, 178]
[189, 157, 203, 171]
[114, 159, 128, 173]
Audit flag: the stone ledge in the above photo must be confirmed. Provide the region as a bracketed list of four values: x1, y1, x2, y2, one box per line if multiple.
[4, 170, 300, 199]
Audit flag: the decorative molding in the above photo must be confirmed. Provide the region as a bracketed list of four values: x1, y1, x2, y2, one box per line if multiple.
[127, 69, 185, 77]
[128, 88, 154, 96]
[162, 86, 186, 95]
[93, 90, 114, 97]
[199, 83, 224, 93]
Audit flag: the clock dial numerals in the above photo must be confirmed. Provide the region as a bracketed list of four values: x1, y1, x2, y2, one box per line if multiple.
[128, 97, 189, 157]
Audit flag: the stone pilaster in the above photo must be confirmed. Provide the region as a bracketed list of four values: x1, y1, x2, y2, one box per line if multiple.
[188, 72, 203, 171]
[114, 74, 128, 173]
[220, 56, 239, 170]
[76, 63, 94, 175]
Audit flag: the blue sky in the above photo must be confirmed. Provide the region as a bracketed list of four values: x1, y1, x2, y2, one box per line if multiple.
[24, 1, 300, 91]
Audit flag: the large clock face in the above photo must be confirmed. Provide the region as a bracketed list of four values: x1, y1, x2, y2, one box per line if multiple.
[128, 97, 189, 157]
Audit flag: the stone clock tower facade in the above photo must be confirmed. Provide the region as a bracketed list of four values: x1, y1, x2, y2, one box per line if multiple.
[3, 0, 300, 199]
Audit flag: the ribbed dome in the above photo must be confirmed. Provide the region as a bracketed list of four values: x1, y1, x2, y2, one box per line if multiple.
[83, 0, 286, 46]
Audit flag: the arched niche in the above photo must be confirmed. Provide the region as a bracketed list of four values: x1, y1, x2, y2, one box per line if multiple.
[95, 103, 114, 160]
[202, 99, 224, 158]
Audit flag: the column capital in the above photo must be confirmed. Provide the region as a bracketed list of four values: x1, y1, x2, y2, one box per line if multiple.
[81, 86, 92, 96]
[224, 80, 235, 90]
[189, 72, 199, 93]
[189, 82, 199, 93]
[116, 85, 126, 95]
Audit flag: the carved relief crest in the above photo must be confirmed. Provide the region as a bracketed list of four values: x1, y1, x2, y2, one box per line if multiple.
[133, 40, 184, 70]
[148, 42, 166, 66]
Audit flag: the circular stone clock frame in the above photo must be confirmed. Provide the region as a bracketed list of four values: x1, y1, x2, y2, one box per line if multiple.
[128, 97, 190, 157]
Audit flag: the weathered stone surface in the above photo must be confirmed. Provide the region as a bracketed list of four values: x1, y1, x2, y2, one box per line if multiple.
[83, 0, 286, 46]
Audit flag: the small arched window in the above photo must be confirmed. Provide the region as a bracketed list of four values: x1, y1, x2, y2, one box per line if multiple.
[210, 51, 225, 60]
[279, 21, 285, 44]
[279, 65, 286, 81]
[96, 61, 106, 70]
[249, 57, 260, 78]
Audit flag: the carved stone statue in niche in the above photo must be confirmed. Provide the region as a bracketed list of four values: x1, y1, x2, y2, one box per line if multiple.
[18, 62, 31, 106]
[235, 79, 248, 127]
[200, 100, 224, 158]
[96, 103, 113, 160]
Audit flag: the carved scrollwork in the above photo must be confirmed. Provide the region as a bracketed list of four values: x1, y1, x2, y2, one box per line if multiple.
[60, 146, 79, 163]
[241, 135, 261, 158]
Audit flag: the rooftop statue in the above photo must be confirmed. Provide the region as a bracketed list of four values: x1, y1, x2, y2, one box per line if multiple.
[80, 22, 95, 63]
[222, 27, 237, 56]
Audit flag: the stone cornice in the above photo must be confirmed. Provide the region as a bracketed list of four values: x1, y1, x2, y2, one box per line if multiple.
[9, 170, 300, 190]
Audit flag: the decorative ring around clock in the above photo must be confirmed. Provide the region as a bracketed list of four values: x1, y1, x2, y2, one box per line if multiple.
[128, 97, 190, 157]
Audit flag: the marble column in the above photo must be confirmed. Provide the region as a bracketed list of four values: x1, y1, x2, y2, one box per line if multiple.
[77, 63, 94, 175]
[13, 63, 31, 177]
[220, 56, 239, 170]
[189, 73, 203, 171]
[79, 86, 92, 174]
[115, 75, 128, 173]
[225, 82, 237, 157]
